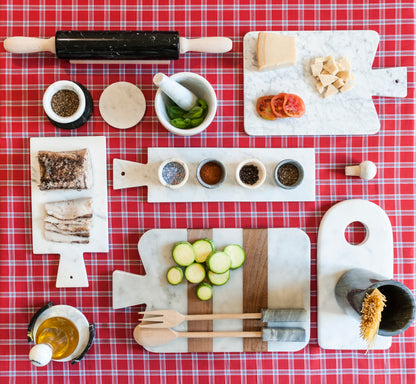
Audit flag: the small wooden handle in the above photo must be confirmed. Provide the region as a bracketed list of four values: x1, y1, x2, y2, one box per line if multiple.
[3, 36, 56, 54]
[180, 331, 261, 339]
[184, 313, 262, 321]
[179, 37, 232, 54]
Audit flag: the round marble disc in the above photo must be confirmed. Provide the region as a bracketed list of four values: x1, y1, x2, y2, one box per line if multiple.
[99, 81, 146, 129]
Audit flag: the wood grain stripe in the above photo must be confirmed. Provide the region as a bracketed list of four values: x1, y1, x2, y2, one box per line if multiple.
[243, 228, 268, 351]
[187, 229, 213, 352]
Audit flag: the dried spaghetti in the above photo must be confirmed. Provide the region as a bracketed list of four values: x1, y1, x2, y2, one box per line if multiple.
[360, 288, 386, 350]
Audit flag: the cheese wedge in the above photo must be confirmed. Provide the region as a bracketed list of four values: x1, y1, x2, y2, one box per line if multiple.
[257, 33, 297, 71]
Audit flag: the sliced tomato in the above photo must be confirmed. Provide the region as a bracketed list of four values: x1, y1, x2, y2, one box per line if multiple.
[256, 96, 277, 120]
[283, 94, 305, 118]
[271, 93, 287, 118]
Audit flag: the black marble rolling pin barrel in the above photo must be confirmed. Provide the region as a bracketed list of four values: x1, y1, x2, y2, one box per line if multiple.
[3, 31, 233, 62]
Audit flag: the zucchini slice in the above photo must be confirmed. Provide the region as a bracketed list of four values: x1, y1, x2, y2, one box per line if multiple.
[193, 238, 216, 263]
[208, 270, 230, 286]
[166, 267, 183, 285]
[206, 251, 231, 274]
[224, 244, 246, 269]
[196, 282, 213, 301]
[184, 263, 206, 284]
[172, 241, 196, 266]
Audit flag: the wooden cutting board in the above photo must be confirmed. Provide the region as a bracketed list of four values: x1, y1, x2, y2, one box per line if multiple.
[113, 228, 310, 352]
[30, 136, 109, 288]
[244, 30, 407, 136]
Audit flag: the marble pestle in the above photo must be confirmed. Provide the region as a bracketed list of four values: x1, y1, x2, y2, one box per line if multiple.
[153, 73, 198, 111]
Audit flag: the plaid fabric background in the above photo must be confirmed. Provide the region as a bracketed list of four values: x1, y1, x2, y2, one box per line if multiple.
[0, 0, 415, 382]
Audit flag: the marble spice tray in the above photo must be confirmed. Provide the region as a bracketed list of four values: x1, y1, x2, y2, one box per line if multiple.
[244, 30, 407, 136]
[113, 228, 311, 353]
[113, 147, 315, 202]
[30, 136, 109, 288]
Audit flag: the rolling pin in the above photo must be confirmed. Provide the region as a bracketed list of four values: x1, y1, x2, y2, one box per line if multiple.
[3, 31, 233, 64]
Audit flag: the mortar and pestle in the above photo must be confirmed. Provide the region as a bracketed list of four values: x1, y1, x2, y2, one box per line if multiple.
[335, 268, 416, 336]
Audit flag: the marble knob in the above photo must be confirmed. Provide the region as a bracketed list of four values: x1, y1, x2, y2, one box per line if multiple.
[345, 160, 377, 180]
[29, 343, 53, 367]
[153, 73, 198, 111]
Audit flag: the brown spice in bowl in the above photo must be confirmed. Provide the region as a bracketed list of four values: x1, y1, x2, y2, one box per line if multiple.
[51, 90, 80, 117]
[277, 163, 299, 186]
[199, 161, 223, 185]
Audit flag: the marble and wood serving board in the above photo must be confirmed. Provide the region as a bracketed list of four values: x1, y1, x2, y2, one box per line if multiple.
[113, 228, 310, 353]
[317, 199, 393, 350]
[244, 30, 407, 136]
[30, 136, 109, 288]
[113, 147, 315, 202]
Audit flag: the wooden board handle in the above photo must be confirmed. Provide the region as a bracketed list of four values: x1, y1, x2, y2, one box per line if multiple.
[3, 36, 55, 54]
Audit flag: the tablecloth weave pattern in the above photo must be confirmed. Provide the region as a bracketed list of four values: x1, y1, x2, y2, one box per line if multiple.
[0, 0, 415, 383]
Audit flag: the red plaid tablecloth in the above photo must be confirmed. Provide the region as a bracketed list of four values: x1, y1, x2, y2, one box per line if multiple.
[0, 0, 415, 382]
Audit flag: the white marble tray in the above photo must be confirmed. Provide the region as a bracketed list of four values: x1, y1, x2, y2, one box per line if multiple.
[30, 136, 109, 288]
[113, 228, 311, 352]
[317, 199, 393, 350]
[113, 147, 315, 202]
[244, 30, 407, 136]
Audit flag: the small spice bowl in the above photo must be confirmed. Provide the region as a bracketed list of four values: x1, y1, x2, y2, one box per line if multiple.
[274, 160, 304, 189]
[158, 159, 189, 189]
[196, 159, 227, 189]
[154, 72, 217, 136]
[235, 158, 266, 189]
[43, 80, 93, 129]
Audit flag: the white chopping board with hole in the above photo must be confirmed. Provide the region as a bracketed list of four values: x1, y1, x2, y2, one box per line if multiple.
[30, 136, 109, 288]
[113, 147, 315, 202]
[317, 199, 393, 350]
[112, 228, 311, 352]
[244, 30, 407, 136]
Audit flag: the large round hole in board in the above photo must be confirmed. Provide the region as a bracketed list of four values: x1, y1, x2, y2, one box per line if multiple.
[344, 221, 367, 245]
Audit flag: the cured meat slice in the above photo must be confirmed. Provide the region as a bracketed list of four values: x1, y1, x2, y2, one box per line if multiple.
[38, 148, 92, 190]
[43, 197, 93, 244]
[44, 198, 92, 220]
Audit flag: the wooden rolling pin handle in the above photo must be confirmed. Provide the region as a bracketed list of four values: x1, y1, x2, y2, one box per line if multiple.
[3, 36, 56, 54]
[179, 36, 232, 54]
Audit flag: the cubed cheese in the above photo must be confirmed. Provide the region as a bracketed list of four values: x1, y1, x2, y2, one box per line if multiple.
[311, 61, 323, 77]
[324, 84, 339, 98]
[319, 74, 338, 87]
[340, 82, 354, 93]
[257, 32, 297, 71]
[323, 57, 339, 75]
[333, 78, 345, 89]
[338, 57, 352, 71]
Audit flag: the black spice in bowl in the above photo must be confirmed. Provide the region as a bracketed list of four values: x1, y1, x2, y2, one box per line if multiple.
[236, 159, 266, 189]
[274, 160, 304, 189]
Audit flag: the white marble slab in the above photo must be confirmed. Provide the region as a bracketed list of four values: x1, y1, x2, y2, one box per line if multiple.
[317, 199, 393, 350]
[30, 136, 109, 288]
[244, 31, 407, 136]
[113, 147, 315, 202]
[112, 228, 310, 352]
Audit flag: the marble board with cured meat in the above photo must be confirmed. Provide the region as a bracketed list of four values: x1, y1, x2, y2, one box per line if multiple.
[243, 30, 407, 136]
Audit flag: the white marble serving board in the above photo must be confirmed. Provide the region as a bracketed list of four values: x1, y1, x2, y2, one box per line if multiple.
[244, 30, 407, 136]
[113, 228, 310, 352]
[113, 147, 315, 202]
[317, 199, 393, 350]
[30, 136, 109, 288]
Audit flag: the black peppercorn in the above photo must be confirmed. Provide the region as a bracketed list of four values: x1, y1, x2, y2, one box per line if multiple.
[239, 164, 259, 185]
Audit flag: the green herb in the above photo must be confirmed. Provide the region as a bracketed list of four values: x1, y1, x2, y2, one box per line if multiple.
[166, 98, 209, 129]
